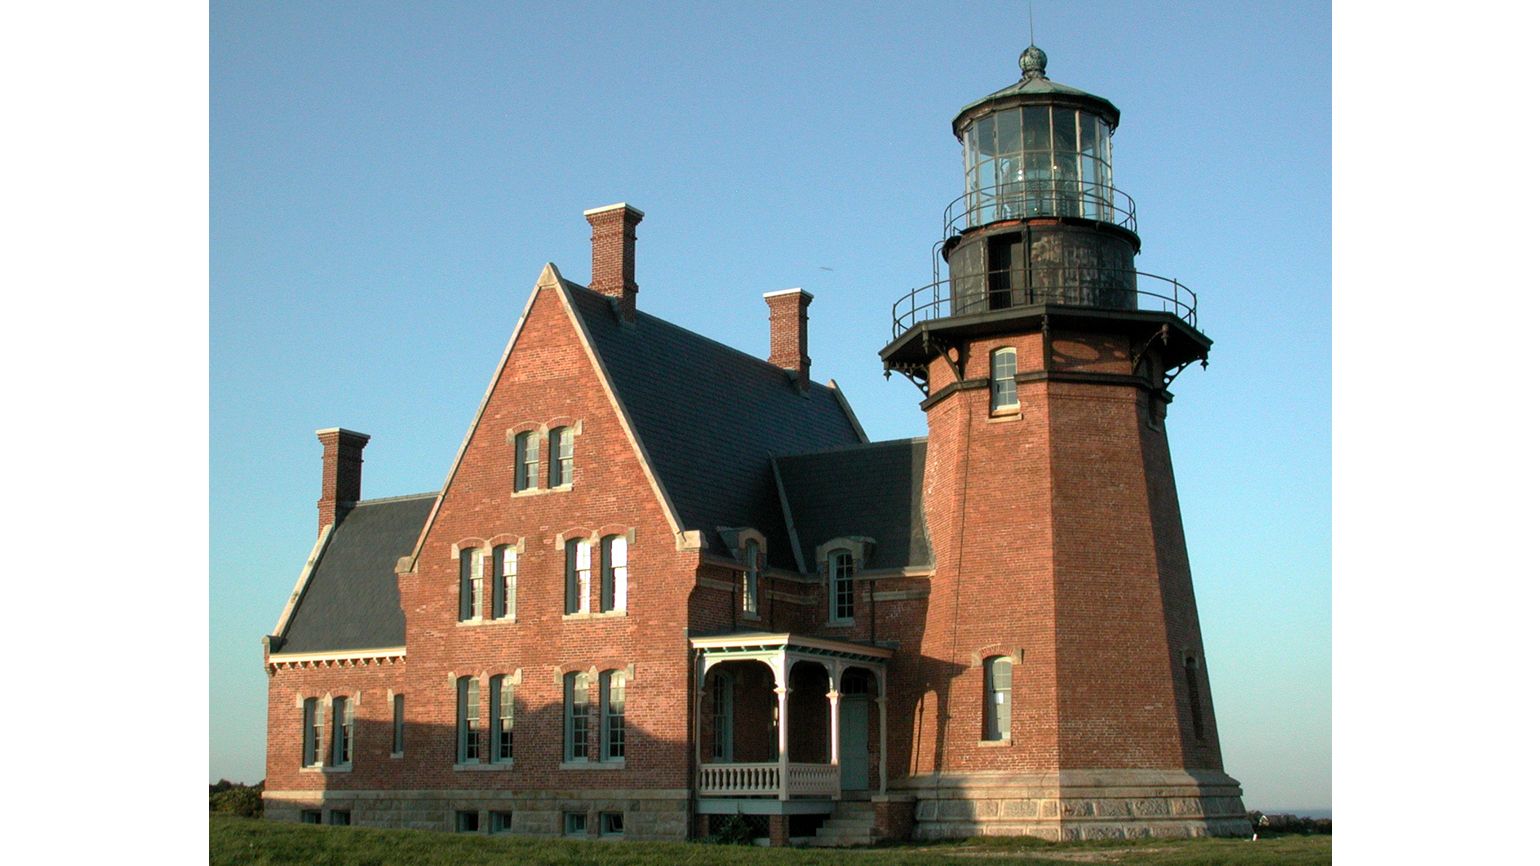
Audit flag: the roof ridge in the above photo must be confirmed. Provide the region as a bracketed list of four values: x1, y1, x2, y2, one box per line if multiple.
[776, 436, 928, 461]
[563, 279, 837, 395]
[354, 491, 439, 506]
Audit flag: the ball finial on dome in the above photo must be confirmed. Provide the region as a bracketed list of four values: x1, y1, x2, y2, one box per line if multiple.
[1019, 44, 1048, 79]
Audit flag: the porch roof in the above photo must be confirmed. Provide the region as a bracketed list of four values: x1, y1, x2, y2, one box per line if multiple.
[689, 631, 893, 665]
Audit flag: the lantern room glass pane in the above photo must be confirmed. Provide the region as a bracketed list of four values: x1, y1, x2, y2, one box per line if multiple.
[1021, 106, 1050, 151]
[1053, 106, 1078, 152]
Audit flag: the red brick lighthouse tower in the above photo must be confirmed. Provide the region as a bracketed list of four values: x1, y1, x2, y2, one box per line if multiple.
[880, 45, 1249, 839]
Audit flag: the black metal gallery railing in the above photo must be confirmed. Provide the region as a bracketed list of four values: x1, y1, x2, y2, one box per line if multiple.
[944, 180, 1138, 236]
[891, 266, 1199, 338]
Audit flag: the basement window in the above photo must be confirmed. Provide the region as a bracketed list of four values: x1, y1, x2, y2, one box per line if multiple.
[490, 811, 513, 834]
[327, 810, 351, 826]
[300, 810, 321, 825]
[456, 810, 480, 833]
[600, 812, 624, 837]
[563, 811, 588, 837]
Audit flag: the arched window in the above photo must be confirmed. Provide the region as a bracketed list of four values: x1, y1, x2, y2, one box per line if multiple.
[490, 674, 515, 763]
[459, 547, 484, 621]
[742, 539, 761, 616]
[990, 347, 1018, 411]
[549, 426, 575, 487]
[492, 544, 516, 620]
[1185, 656, 1206, 742]
[984, 656, 1012, 741]
[600, 670, 626, 762]
[828, 549, 855, 623]
[564, 671, 590, 762]
[456, 676, 481, 763]
[565, 538, 591, 614]
[301, 697, 323, 767]
[330, 696, 354, 765]
[600, 535, 628, 612]
[514, 431, 538, 491]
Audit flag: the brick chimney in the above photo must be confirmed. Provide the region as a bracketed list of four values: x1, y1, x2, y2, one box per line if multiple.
[764, 288, 813, 390]
[316, 427, 369, 535]
[584, 203, 644, 321]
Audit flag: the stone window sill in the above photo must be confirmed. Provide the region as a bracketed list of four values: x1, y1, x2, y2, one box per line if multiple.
[977, 738, 1012, 747]
[563, 610, 628, 622]
[453, 762, 515, 771]
[561, 760, 626, 770]
[988, 408, 1022, 422]
[321, 764, 353, 773]
[457, 616, 517, 628]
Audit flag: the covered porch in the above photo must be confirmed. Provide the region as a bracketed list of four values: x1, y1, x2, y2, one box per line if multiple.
[691, 632, 892, 807]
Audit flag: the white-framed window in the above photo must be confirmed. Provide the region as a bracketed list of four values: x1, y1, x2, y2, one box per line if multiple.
[600, 535, 628, 612]
[564, 671, 590, 761]
[391, 693, 405, 755]
[828, 549, 855, 623]
[459, 548, 484, 621]
[514, 431, 539, 491]
[742, 539, 761, 616]
[990, 347, 1018, 411]
[330, 695, 353, 765]
[301, 697, 323, 767]
[984, 656, 1012, 741]
[457, 676, 482, 763]
[600, 670, 625, 761]
[549, 426, 575, 487]
[565, 538, 591, 615]
[491, 674, 515, 763]
[492, 545, 516, 619]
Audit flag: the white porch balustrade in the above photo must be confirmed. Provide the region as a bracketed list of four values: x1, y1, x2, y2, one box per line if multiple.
[697, 762, 840, 798]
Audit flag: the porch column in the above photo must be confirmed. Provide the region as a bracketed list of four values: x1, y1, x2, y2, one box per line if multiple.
[693, 654, 706, 769]
[827, 684, 842, 801]
[876, 677, 889, 794]
[775, 685, 791, 800]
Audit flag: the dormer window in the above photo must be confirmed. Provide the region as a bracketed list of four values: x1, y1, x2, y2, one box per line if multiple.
[828, 549, 855, 624]
[742, 538, 761, 616]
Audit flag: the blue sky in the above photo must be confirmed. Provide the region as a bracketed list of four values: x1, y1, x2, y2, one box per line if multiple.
[210, 2, 1331, 810]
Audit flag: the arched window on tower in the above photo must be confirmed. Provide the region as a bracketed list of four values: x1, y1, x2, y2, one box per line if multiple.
[983, 656, 1012, 741]
[1185, 656, 1206, 742]
[990, 347, 1018, 412]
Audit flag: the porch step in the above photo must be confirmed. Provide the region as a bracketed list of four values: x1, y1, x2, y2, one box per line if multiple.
[809, 802, 877, 847]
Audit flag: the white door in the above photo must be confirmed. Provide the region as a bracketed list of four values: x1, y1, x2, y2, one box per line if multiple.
[839, 696, 868, 791]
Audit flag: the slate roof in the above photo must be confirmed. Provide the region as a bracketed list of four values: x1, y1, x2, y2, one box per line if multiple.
[773, 438, 933, 573]
[276, 493, 435, 654]
[566, 281, 865, 569]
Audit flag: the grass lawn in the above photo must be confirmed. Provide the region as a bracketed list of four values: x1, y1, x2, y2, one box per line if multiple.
[210, 815, 1330, 866]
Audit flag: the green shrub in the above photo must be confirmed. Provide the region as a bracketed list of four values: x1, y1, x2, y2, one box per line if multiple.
[706, 814, 757, 845]
[210, 781, 263, 818]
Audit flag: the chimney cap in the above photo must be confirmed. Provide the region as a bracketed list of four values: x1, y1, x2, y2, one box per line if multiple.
[315, 427, 371, 442]
[582, 202, 645, 219]
[762, 287, 814, 301]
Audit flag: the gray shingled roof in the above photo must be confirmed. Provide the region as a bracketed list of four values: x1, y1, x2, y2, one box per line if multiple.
[277, 493, 435, 654]
[567, 282, 864, 569]
[774, 439, 933, 573]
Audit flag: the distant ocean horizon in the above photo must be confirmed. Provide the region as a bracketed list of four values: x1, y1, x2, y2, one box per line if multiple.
[1257, 807, 1332, 819]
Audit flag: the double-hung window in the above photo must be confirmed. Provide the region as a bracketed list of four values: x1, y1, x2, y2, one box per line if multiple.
[549, 426, 574, 487]
[301, 697, 323, 767]
[599, 535, 627, 613]
[490, 674, 515, 763]
[565, 538, 591, 614]
[492, 545, 516, 620]
[711, 672, 733, 761]
[457, 676, 481, 763]
[829, 549, 855, 623]
[742, 539, 761, 616]
[330, 696, 353, 766]
[984, 656, 1012, 741]
[459, 548, 484, 621]
[564, 672, 590, 762]
[990, 347, 1018, 411]
[514, 431, 538, 491]
[600, 670, 625, 761]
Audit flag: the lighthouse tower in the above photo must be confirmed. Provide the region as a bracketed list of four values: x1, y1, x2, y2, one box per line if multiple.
[881, 46, 1249, 839]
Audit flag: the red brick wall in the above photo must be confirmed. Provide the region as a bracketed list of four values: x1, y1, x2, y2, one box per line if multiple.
[264, 661, 407, 793]
[394, 282, 700, 792]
